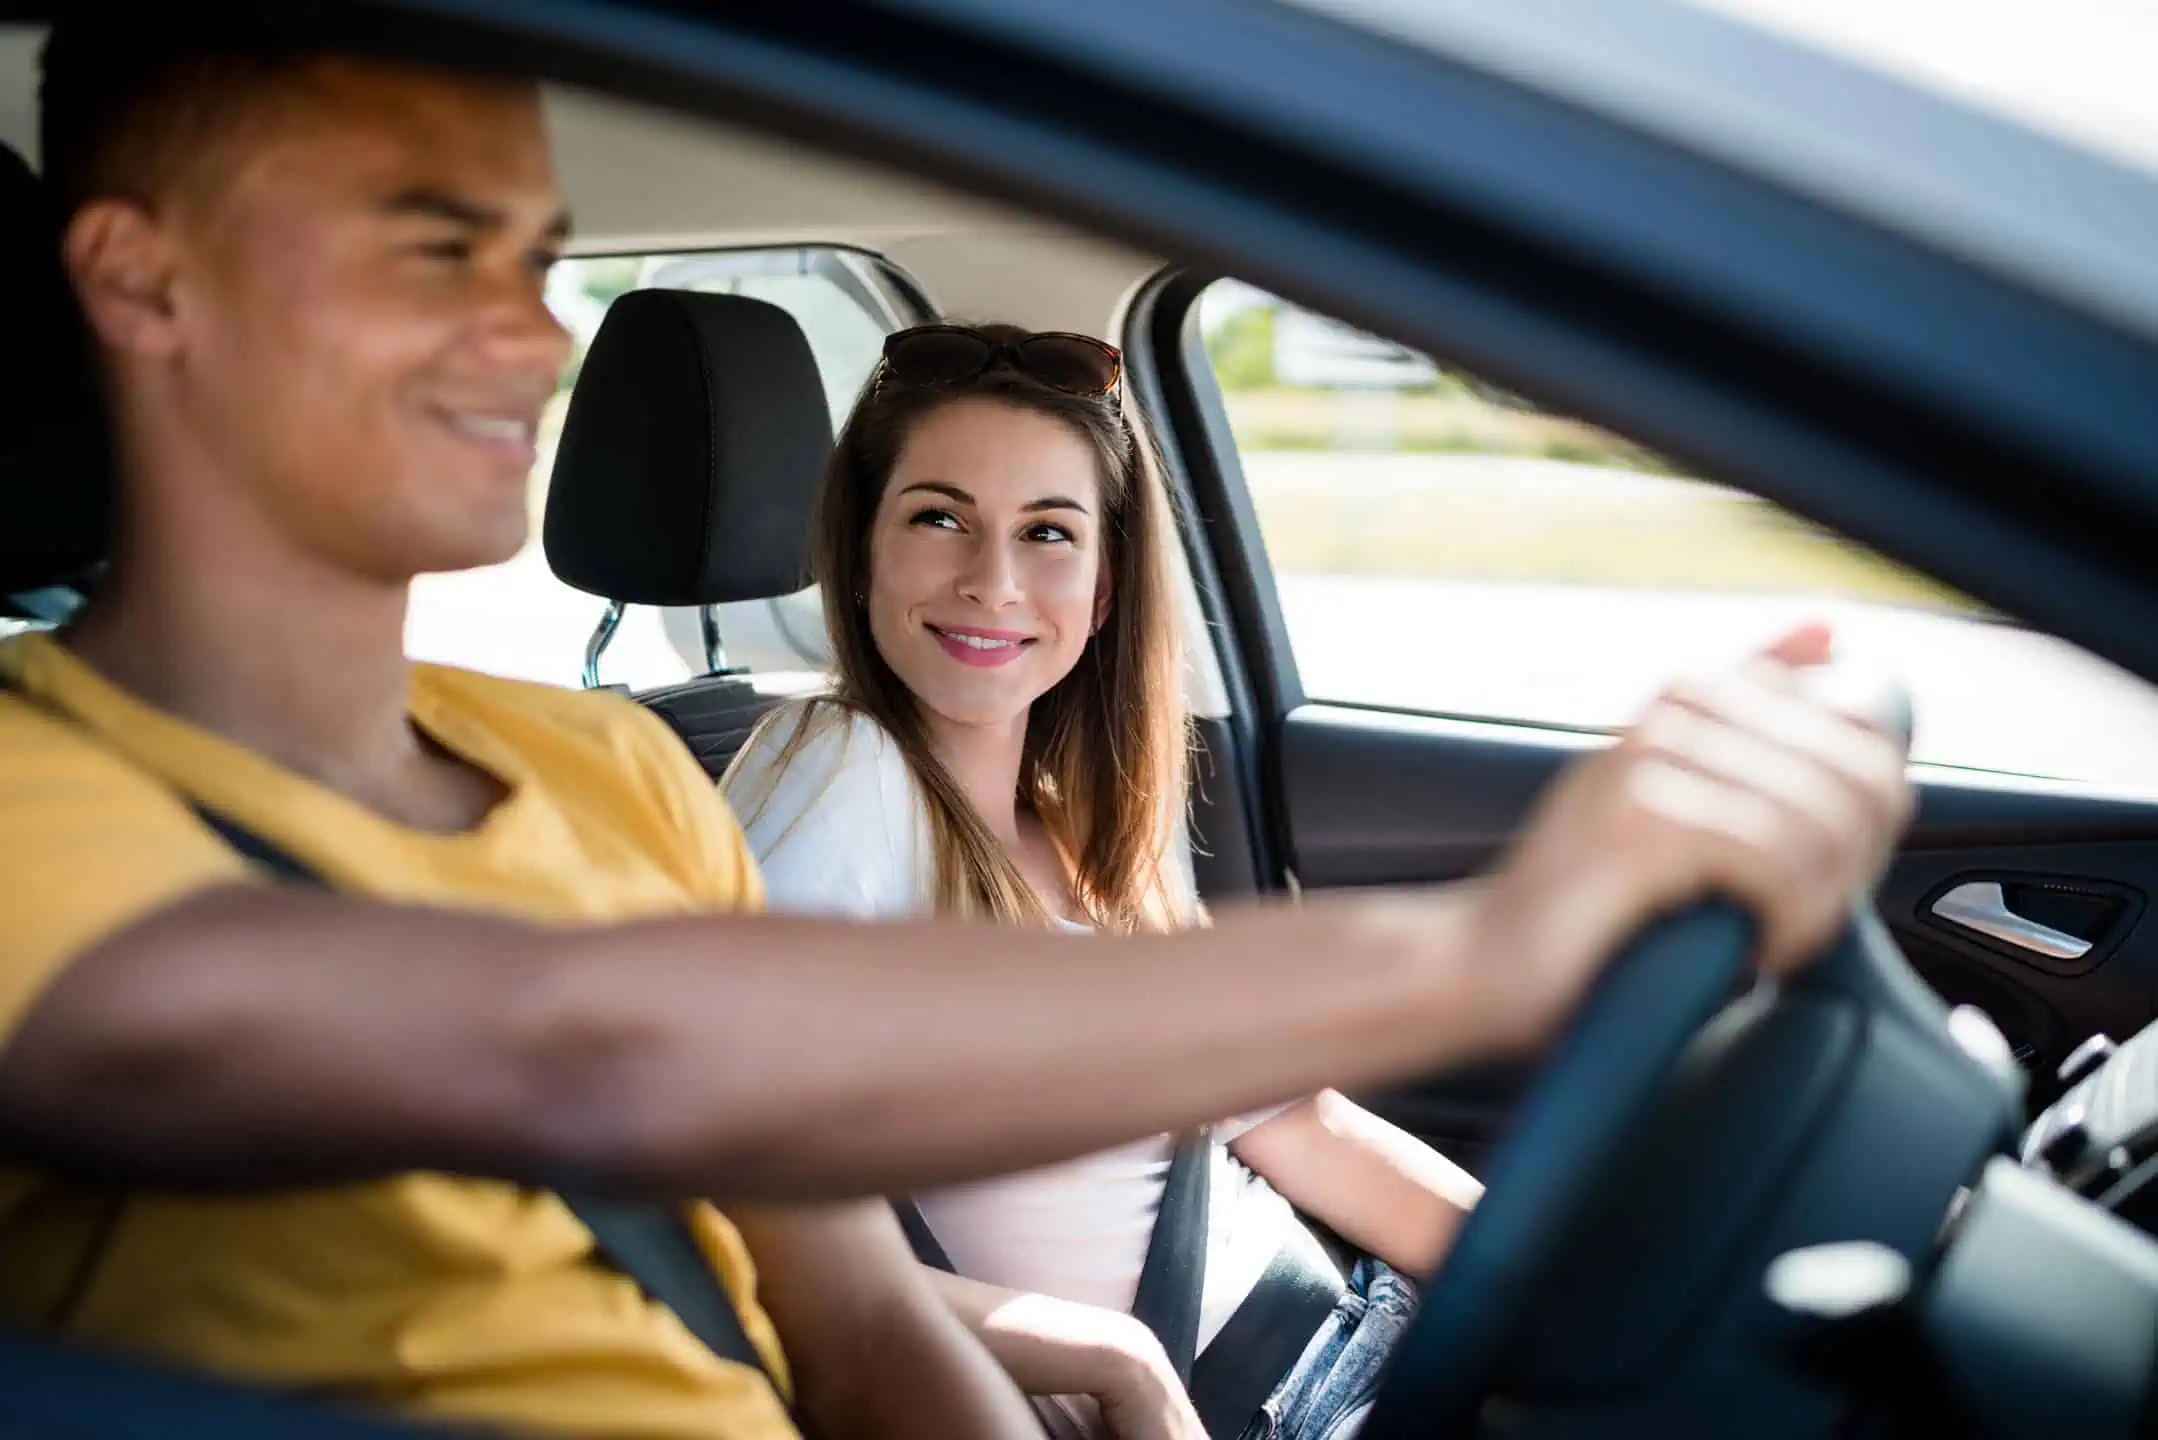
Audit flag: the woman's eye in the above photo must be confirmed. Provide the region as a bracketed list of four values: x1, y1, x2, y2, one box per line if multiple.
[908, 507, 962, 532]
[1025, 522, 1075, 544]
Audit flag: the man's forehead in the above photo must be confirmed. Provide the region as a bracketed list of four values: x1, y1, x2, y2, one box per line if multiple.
[226, 59, 563, 221]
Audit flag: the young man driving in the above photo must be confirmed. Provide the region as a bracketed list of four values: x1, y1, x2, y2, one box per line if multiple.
[0, 16, 1913, 1440]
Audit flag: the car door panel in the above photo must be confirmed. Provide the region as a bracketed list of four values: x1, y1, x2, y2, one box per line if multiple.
[1278, 702, 2158, 1157]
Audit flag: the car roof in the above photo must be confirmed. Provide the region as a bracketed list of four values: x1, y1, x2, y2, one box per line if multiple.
[1297, 0, 2158, 345]
[8, 1, 2157, 345]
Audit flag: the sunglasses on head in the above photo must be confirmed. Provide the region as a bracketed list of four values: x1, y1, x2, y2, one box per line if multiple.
[879, 324, 1123, 398]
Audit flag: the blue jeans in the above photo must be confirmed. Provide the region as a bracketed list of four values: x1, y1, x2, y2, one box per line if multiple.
[1238, 1258, 1421, 1440]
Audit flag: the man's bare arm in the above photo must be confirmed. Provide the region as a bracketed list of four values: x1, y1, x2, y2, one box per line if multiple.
[0, 882, 1488, 1198]
[0, 645, 1912, 1201]
[730, 1201, 1041, 1440]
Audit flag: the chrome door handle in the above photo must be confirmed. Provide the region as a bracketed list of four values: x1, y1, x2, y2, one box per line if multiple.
[1931, 882, 2093, 960]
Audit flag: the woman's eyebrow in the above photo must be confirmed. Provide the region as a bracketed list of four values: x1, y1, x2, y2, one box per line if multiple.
[898, 481, 1089, 516]
[899, 481, 974, 505]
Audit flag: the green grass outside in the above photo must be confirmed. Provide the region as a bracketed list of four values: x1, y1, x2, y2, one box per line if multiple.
[1225, 389, 1983, 614]
[1222, 388, 1679, 470]
[1244, 475, 1979, 611]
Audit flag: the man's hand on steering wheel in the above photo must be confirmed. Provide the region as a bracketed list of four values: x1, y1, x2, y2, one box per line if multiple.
[1471, 621, 1915, 1055]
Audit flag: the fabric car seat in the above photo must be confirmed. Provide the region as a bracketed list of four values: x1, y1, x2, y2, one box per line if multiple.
[0, 141, 108, 618]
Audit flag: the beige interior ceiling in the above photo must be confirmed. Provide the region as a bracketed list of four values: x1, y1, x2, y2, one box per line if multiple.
[0, 28, 1163, 338]
[545, 86, 1166, 338]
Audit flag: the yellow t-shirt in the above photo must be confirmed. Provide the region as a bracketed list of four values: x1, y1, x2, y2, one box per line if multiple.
[0, 632, 798, 1440]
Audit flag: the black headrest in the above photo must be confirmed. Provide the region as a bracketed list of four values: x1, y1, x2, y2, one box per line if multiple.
[0, 143, 111, 598]
[544, 289, 831, 607]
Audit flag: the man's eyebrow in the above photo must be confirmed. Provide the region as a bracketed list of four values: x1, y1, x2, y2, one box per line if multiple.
[379, 188, 573, 241]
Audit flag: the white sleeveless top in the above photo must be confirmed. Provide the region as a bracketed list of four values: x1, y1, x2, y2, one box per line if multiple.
[721, 701, 1300, 1353]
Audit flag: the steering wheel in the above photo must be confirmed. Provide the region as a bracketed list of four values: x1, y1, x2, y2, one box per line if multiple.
[1352, 688, 2034, 1435]
[1359, 880, 2018, 1438]
[1363, 899, 1757, 1433]
[1347, 678, 2016, 1437]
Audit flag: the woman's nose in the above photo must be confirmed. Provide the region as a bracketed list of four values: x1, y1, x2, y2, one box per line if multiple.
[956, 538, 1022, 608]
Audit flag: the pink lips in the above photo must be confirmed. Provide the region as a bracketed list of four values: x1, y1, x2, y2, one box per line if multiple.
[928, 624, 1035, 668]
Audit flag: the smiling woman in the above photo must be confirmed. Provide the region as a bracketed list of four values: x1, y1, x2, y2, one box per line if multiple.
[717, 323, 1493, 1440]
[727, 321, 1189, 934]
[873, 407, 1106, 724]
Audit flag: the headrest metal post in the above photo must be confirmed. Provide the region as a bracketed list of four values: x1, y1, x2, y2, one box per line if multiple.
[699, 604, 731, 676]
[582, 600, 626, 690]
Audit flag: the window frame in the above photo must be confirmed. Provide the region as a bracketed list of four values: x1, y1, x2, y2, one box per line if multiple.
[624, 245, 931, 335]
[1126, 268, 1302, 889]
[1140, 269, 2158, 794]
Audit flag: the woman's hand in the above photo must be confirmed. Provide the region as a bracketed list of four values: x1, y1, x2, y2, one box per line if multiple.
[922, 1267, 1206, 1439]
[1091, 1316, 1209, 1440]
[1472, 623, 1914, 1052]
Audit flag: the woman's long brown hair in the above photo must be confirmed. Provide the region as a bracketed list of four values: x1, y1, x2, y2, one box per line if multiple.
[740, 325, 1193, 933]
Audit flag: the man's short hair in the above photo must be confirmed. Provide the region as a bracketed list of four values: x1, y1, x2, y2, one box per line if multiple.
[39, 11, 318, 215]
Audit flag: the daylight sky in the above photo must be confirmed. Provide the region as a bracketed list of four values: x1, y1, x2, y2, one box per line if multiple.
[1687, 0, 2158, 175]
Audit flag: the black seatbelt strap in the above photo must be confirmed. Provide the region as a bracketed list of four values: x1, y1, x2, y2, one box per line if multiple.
[1129, 1131, 1211, 1385]
[189, 806, 782, 1390]
[1188, 1224, 1348, 1438]
[898, 1127, 1347, 1438]
[896, 1129, 1211, 1380]
[554, 1193, 780, 1382]
[893, 1194, 958, 1272]
[52, 768, 758, 1404]
[192, 809, 320, 882]
[184, 807, 781, 1389]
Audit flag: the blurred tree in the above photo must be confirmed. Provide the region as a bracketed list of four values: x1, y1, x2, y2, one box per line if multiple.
[551, 257, 646, 390]
[579, 257, 643, 307]
[1208, 305, 1277, 391]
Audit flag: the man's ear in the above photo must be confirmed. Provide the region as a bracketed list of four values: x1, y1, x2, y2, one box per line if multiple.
[62, 201, 184, 361]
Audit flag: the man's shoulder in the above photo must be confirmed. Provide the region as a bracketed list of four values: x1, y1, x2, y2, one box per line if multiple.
[0, 683, 196, 810]
[414, 664, 677, 757]
[0, 676, 251, 1039]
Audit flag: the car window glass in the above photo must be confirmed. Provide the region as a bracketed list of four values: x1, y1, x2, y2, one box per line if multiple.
[403, 248, 906, 691]
[1199, 281, 2158, 787]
